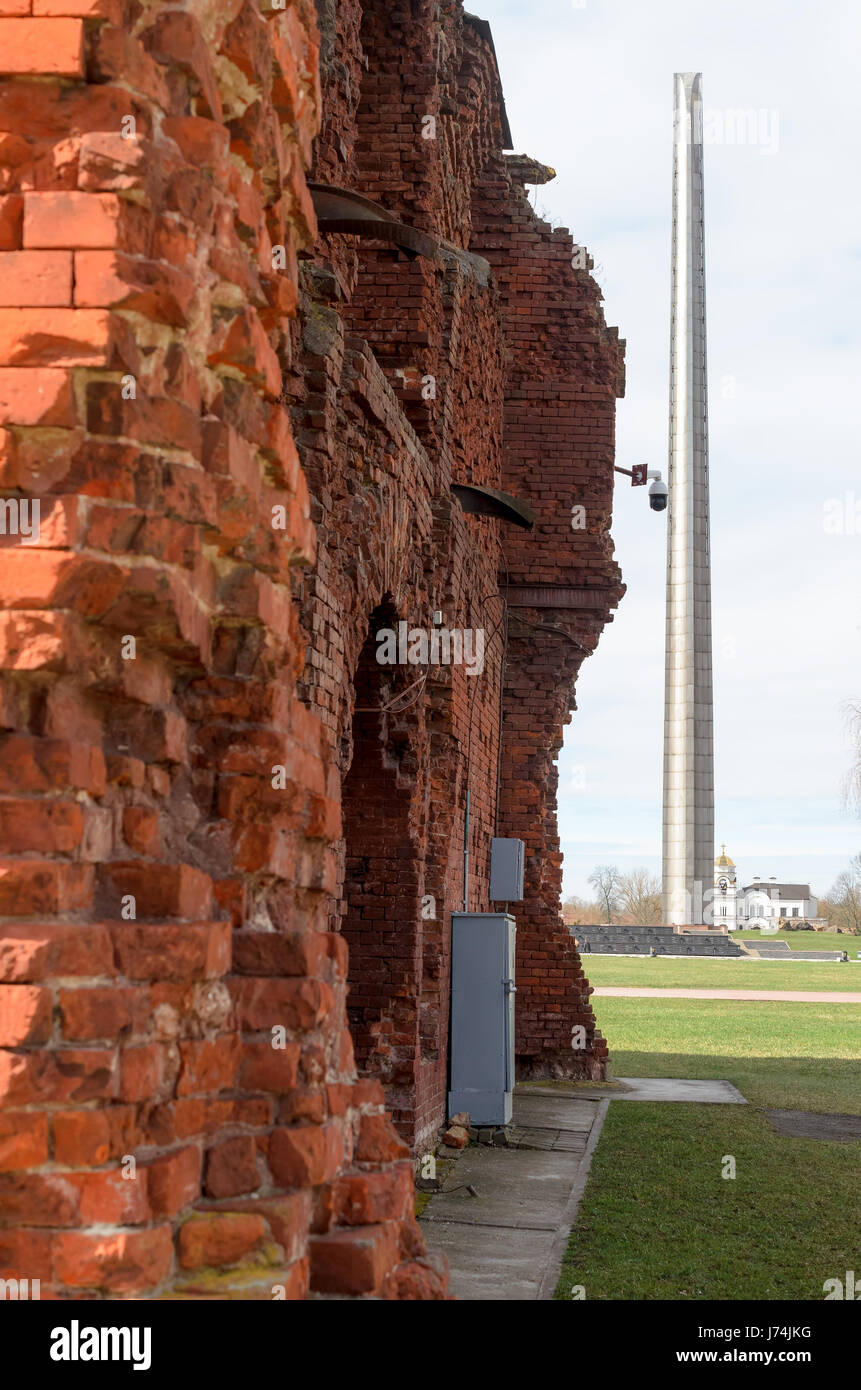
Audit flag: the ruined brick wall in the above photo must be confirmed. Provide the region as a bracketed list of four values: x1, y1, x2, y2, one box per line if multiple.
[471, 140, 626, 1079]
[0, 0, 443, 1301]
[0, 0, 623, 1302]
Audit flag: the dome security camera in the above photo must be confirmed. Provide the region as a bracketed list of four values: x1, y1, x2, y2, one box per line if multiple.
[648, 477, 668, 512]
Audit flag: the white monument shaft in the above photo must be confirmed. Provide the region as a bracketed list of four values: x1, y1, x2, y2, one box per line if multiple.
[662, 72, 715, 926]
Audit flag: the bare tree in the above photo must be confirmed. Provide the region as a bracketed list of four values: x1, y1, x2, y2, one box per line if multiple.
[617, 867, 662, 925]
[824, 855, 861, 933]
[588, 865, 622, 925]
[562, 895, 603, 927]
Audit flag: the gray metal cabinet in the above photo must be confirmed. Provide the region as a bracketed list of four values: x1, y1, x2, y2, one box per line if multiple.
[448, 912, 516, 1126]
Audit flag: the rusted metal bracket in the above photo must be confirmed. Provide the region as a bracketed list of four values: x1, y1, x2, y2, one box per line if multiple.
[451, 483, 536, 530]
[308, 183, 492, 285]
[308, 183, 438, 260]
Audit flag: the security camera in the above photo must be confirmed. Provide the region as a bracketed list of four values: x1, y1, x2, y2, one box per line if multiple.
[648, 476, 668, 512]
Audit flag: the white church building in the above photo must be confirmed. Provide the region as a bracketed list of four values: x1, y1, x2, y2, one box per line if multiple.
[712, 847, 818, 930]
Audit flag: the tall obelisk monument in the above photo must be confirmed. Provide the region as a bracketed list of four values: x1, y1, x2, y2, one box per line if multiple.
[662, 72, 714, 926]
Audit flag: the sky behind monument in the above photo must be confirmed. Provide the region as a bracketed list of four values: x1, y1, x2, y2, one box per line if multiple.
[480, 0, 861, 900]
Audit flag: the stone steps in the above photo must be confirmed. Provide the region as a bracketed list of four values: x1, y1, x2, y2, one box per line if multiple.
[571, 926, 744, 958]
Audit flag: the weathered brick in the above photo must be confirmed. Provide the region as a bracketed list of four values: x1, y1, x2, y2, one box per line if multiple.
[53, 1226, 173, 1292]
[268, 1122, 343, 1189]
[0, 1111, 49, 1171]
[23, 192, 125, 249]
[309, 1223, 400, 1296]
[0, 983, 53, 1045]
[146, 1144, 201, 1217]
[0, 251, 73, 306]
[0, 18, 84, 76]
[177, 1211, 267, 1270]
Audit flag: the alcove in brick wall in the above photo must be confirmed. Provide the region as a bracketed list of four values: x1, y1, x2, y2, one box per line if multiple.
[340, 605, 426, 1145]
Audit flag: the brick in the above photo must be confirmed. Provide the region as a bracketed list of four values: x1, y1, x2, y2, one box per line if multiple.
[231, 977, 333, 1033]
[67, 1167, 150, 1225]
[118, 1044, 162, 1103]
[53, 1226, 172, 1292]
[0, 737, 105, 795]
[73, 251, 195, 325]
[0, 1171, 81, 1226]
[268, 1122, 343, 1189]
[239, 1040, 299, 1093]
[0, 860, 93, 915]
[309, 1223, 400, 1296]
[0, 797, 83, 853]
[0, 18, 84, 76]
[58, 985, 143, 1041]
[334, 1165, 413, 1226]
[145, 1144, 201, 1217]
[2, 550, 124, 614]
[176, 1036, 239, 1096]
[0, 983, 53, 1045]
[110, 922, 230, 982]
[52, 1109, 111, 1166]
[0, 1228, 53, 1282]
[0, 308, 121, 366]
[0, 251, 73, 307]
[204, 1135, 259, 1198]
[177, 1212, 266, 1270]
[98, 862, 213, 920]
[33, 0, 121, 14]
[122, 806, 160, 855]
[0, 1046, 117, 1105]
[0, 196, 23, 251]
[355, 1114, 410, 1164]
[23, 192, 124, 248]
[0, 923, 113, 982]
[0, 1111, 49, 1171]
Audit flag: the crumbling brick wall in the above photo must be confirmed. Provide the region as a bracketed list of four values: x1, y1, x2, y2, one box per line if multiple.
[0, 0, 623, 1302]
[0, 0, 443, 1301]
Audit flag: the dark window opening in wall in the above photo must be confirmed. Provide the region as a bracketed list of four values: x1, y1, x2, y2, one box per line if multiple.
[340, 604, 424, 1143]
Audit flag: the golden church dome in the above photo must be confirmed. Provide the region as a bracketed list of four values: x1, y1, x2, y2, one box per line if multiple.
[715, 843, 735, 868]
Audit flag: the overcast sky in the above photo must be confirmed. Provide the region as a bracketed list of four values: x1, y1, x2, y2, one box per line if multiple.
[479, 0, 861, 900]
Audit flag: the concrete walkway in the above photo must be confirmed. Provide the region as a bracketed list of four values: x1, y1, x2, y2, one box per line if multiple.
[420, 1078, 747, 1300]
[593, 986, 861, 1002]
[420, 1091, 606, 1300]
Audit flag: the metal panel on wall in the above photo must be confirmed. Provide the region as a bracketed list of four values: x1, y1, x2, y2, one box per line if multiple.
[448, 912, 516, 1126]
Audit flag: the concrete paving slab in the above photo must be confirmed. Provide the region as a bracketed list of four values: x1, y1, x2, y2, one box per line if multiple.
[510, 1093, 598, 1131]
[423, 1221, 558, 1301]
[515, 1078, 747, 1103]
[611, 1077, 747, 1103]
[422, 1144, 580, 1229]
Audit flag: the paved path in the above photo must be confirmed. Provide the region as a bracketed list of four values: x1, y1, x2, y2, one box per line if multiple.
[420, 1078, 748, 1300]
[593, 986, 861, 1002]
[420, 1091, 606, 1300]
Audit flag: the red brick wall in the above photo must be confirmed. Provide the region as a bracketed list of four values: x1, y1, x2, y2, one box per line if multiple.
[0, 0, 443, 1301]
[0, 0, 624, 1301]
[471, 141, 626, 1079]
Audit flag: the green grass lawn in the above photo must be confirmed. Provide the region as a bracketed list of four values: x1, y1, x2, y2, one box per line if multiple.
[555, 1101, 860, 1301]
[734, 928, 860, 952]
[554, 995, 861, 1300]
[596, 998, 861, 1111]
[583, 953, 861, 993]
